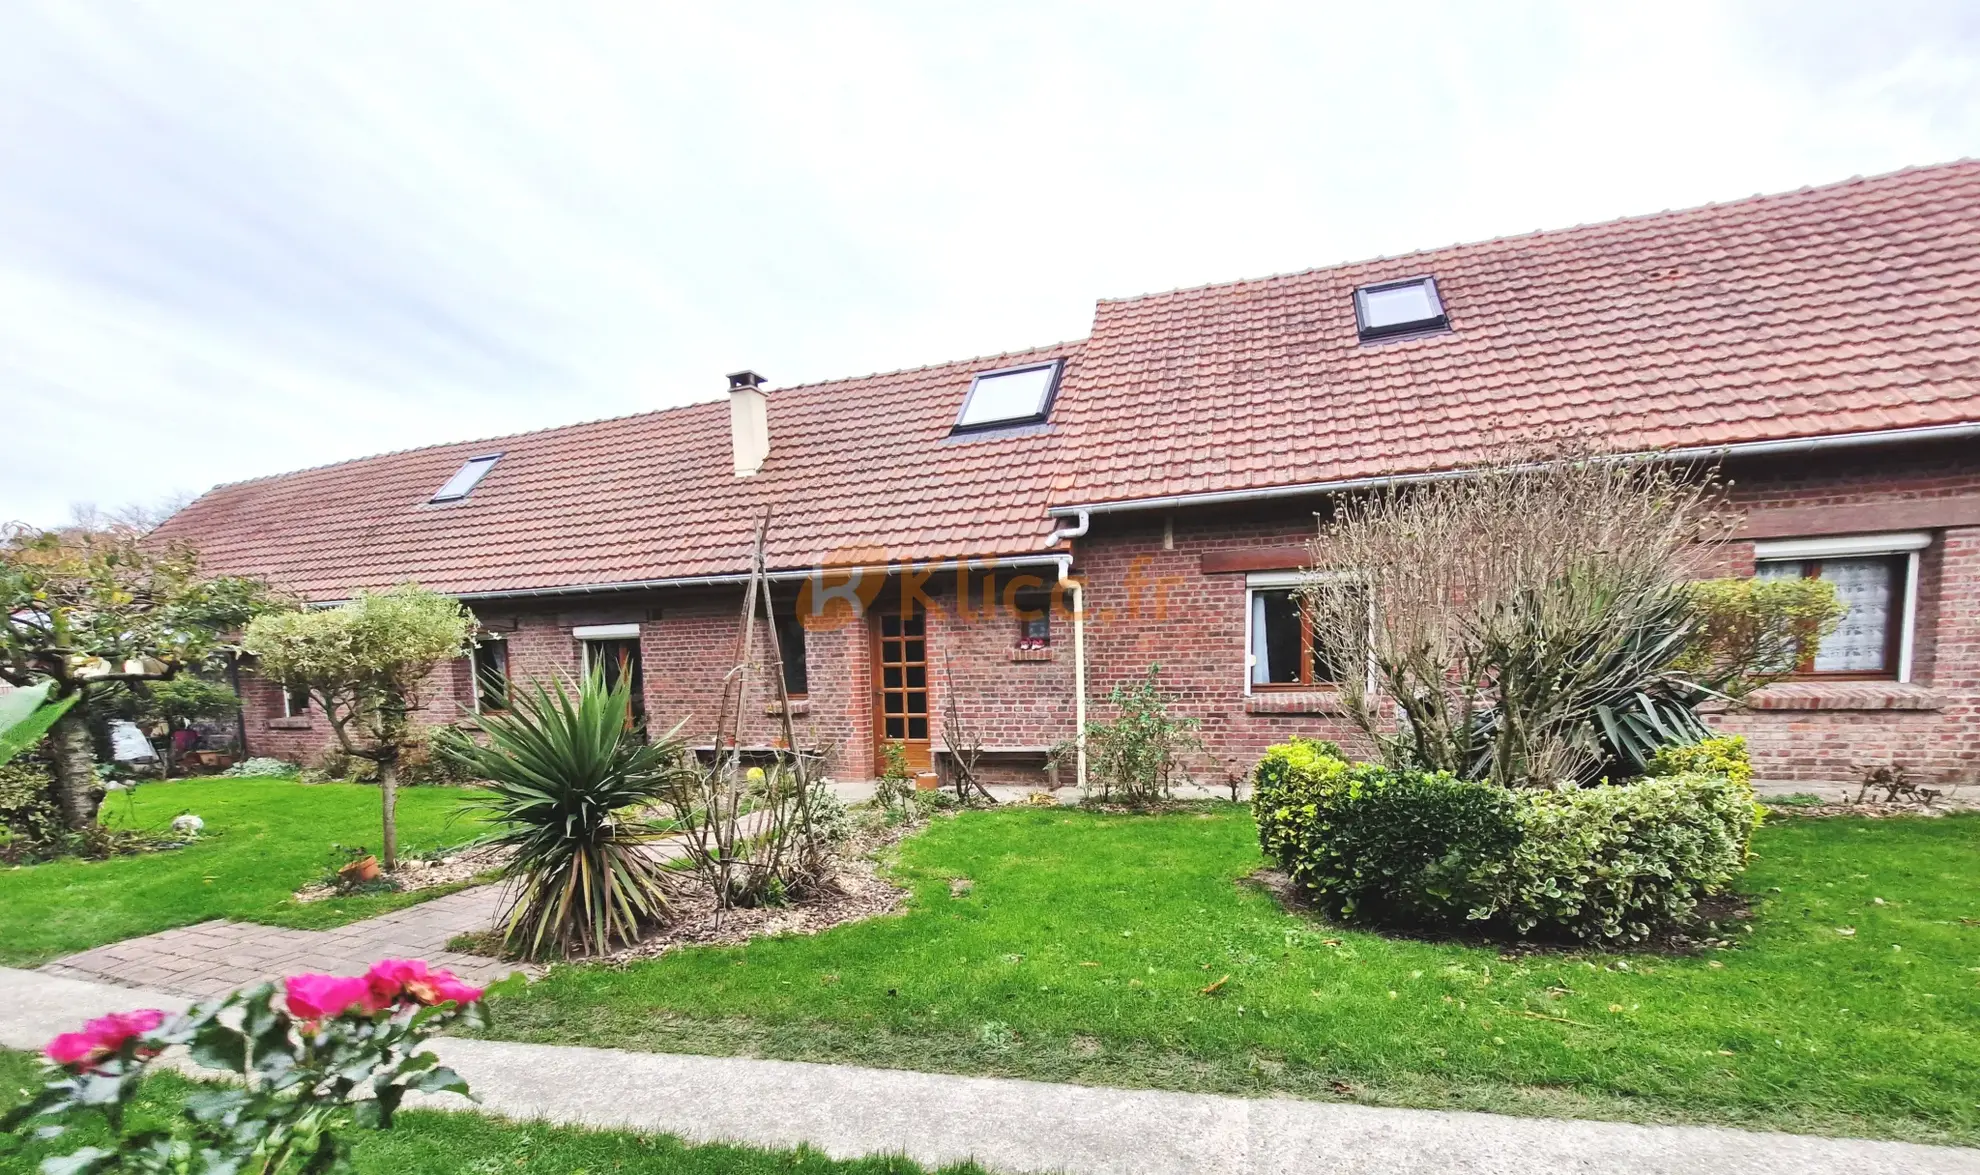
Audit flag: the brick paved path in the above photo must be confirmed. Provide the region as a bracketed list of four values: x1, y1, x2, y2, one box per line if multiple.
[39, 886, 523, 996]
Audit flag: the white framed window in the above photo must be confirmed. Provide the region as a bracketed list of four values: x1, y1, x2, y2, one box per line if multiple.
[281, 685, 311, 718]
[1750, 531, 1928, 682]
[1243, 570, 1348, 693]
[575, 626, 645, 719]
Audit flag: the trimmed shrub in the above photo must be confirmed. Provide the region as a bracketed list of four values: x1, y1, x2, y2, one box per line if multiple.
[1252, 739, 1759, 944]
[1646, 733, 1753, 788]
[1253, 739, 1516, 924]
[1485, 771, 1760, 942]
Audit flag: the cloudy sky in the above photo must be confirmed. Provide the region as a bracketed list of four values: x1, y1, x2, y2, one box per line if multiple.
[2, 1, 1977, 526]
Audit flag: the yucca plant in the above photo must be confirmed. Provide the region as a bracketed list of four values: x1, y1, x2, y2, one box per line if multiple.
[441, 669, 694, 960]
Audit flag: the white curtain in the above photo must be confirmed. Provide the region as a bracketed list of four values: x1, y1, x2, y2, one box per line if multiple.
[1814, 558, 1893, 672]
[1250, 592, 1271, 684]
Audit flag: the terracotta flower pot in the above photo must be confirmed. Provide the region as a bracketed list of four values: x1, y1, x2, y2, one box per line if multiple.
[339, 855, 383, 884]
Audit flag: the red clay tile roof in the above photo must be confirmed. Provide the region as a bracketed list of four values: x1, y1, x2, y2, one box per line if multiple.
[1052, 160, 1980, 507]
[152, 344, 1084, 599]
[155, 161, 1980, 599]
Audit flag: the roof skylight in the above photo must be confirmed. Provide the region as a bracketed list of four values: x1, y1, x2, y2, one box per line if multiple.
[430, 453, 502, 503]
[1353, 276, 1448, 341]
[953, 360, 1062, 432]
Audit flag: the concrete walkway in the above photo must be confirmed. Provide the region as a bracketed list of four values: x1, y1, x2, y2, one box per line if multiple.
[38, 886, 519, 996]
[2, 967, 1972, 1175]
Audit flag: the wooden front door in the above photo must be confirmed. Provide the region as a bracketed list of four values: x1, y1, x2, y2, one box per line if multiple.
[873, 608, 932, 772]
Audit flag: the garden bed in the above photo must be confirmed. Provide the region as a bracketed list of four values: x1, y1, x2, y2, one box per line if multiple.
[452, 818, 918, 962]
[293, 843, 509, 904]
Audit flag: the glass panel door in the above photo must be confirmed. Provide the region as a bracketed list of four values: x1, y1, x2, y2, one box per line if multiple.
[873, 608, 931, 772]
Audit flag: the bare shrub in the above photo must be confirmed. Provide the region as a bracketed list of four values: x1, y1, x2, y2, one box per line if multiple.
[1303, 449, 1736, 787]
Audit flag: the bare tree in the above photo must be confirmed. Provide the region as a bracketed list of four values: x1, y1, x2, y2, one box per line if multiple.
[662, 513, 838, 912]
[939, 658, 994, 803]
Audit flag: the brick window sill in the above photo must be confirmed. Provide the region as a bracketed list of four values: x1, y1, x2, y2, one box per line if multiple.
[266, 717, 315, 731]
[763, 699, 811, 717]
[1008, 647, 1055, 663]
[1244, 691, 1348, 716]
[1736, 682, 1942, 712]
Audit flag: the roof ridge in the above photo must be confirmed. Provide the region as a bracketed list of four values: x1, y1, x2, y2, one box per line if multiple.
[1095, 157, 1980, 308]
[193, 401, 726, 493]
[767, 338, 1088, 396]
[193, 337, 1091, 495]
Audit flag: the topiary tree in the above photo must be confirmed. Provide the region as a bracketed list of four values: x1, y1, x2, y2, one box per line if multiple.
[0, 524, 279, 828]
[243, 585, 473, 870]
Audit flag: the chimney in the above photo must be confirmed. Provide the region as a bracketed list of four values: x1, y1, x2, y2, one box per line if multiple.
[727, 370, 769, 476]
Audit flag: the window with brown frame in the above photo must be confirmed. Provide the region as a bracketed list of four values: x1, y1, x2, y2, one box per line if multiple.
[1248, 587, 1342, 688]
[1752, 554, 1906, 678]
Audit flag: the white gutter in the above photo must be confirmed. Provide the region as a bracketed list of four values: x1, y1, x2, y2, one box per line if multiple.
[1047, 421, 1980, 518]
[313, 553, 1071, 606]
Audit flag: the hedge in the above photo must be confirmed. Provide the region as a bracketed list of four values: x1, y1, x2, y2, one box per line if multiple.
[1252, 736, 1761, 944]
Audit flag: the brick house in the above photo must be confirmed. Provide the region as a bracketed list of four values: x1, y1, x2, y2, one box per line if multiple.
[154, 162, 1980, 794]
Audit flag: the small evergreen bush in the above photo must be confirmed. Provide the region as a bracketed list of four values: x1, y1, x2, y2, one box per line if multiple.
[0, 759, 64, 861]
[1252, 738, 1759, 944]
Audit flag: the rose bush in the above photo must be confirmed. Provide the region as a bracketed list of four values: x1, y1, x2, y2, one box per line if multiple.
[3, 959, 515, 1175]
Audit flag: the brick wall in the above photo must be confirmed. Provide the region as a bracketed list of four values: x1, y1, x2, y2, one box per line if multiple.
[236, 442, 1980, 793]
[1708, 447, 1980, 788]
[1073, 445, 1980, 791]
[238, 573, 1080, 784]
[1078, 502, 1375, 787]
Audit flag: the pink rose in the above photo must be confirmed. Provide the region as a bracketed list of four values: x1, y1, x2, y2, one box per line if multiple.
[44, 1031, 103, 1067]
[363, 958, 431, 1006]
[284, 974, 379, 1022]
[44, 1009, 167, 1070]
[364, 959, 481, 1007]
[427, 976, 485, 1006]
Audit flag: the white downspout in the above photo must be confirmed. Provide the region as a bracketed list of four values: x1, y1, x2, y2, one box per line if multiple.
[1049, 509, 1091, 794]
[1056, 555, 1087, 793]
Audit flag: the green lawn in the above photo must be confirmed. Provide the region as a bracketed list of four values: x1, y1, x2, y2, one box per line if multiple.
[488, 805, 1980, 1145]
[0, 778, 487, 967]
[0, 1051, 980, 1174]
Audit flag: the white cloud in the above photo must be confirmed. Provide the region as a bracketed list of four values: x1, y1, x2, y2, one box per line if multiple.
[1, 0, 1975, 525]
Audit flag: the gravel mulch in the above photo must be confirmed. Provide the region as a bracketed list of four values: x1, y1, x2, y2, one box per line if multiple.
[293, 843, 510, 903]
